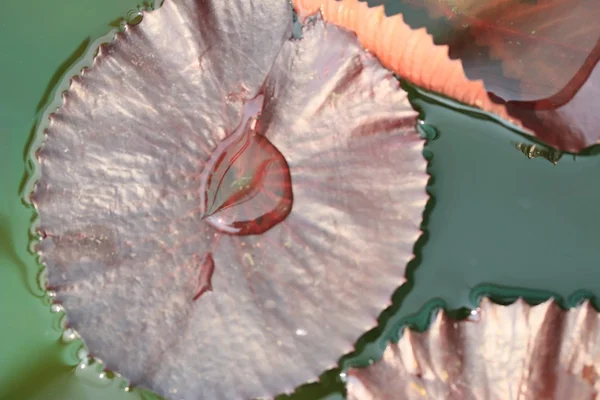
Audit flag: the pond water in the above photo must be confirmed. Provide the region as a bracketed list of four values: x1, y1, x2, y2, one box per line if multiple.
[1, 0, 598, 399]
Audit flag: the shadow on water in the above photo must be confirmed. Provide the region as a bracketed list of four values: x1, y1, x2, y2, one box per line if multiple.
[406, 81, 600, 160]
[0, 349, 70, 400]
[0, 214, 44, 298]
[34, 38, 91, 114]
[472, 284, 600, 310]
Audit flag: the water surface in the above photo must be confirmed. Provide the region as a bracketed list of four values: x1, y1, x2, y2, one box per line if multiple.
[1, 0, 599, 399]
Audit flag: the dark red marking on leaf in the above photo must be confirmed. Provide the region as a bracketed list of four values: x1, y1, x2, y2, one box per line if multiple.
[200, 95, 293, 236]
[192, 252, 215, 301]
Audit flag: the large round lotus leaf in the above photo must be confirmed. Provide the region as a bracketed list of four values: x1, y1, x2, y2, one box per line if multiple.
[32, 1, 429, 399]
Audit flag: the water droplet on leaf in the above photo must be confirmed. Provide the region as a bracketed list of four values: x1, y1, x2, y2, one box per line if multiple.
[417, 119, 439, 141]
[201, 96, 293, 236]
[127, 10, 143, 26]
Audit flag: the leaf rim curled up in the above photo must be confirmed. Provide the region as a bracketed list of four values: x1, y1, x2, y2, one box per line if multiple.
[348, 297, 600, 400]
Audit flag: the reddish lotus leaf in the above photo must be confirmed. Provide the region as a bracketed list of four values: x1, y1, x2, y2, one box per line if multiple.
[294, 0, 600, 152]
[348, 298, 600, 400]
[31, 1, 428, 399]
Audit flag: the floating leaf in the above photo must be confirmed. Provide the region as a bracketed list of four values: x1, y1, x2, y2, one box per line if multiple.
[32, 1, 428, 399]
[347, 298, 600, 400]
[293, 0, 600, 152]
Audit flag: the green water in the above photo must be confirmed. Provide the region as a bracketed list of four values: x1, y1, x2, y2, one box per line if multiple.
[1, 1, 599, 399]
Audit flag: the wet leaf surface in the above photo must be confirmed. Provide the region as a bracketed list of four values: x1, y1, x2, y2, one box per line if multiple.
[348, 298, 600, 400]
[294, 0, 600, 152]
[31, 1, 428, 398]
